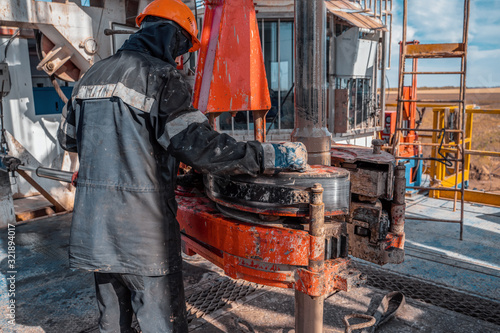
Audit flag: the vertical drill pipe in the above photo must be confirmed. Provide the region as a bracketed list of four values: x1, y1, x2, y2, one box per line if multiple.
[292, 0, 332, 166]
[391, 162, 406, 235]
[295, 291, 324, 333]
[295, 183, 325, 333]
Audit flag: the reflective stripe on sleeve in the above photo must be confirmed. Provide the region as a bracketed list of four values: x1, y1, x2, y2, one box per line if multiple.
[60, 107, 76, 139]
[166, 111, 208, 139]
[260, 143, 276, 174]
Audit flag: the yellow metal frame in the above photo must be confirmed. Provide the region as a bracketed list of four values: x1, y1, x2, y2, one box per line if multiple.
[429, 106, 472, 190]
[428, 106, 500, 206]
[435, 189, 500, 207]
[384, 103, 500, 207]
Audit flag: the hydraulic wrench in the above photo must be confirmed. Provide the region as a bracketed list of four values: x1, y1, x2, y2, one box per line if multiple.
[0, 154, 77, 185]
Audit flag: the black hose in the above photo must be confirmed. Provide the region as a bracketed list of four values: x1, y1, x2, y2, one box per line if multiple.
[0, 80, 8, 153]
[2, 29, 20, 63]
[425, 129, 453, 168]
[34, 30, 44, 61]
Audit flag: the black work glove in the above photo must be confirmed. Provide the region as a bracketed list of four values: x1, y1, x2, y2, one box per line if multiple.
[1, 155, 22, 172]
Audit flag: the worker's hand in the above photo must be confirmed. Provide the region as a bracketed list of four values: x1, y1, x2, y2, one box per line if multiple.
[1, 155, 22, 172]
[262, 142, 308, 174]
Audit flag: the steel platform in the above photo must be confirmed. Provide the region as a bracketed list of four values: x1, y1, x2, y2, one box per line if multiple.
[0, 195, 499, 332]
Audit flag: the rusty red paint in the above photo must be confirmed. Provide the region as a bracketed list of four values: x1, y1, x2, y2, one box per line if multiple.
[323, 258, 362, 294]
[176, 188, 370, 297]
[177, 195, 364, 296]
[253, 109, 267, 142]
[177, 196, 311, 266]
[309, 235, 324, 263]
[295, 258, 361, 297]
[385, 232, 405, 250]
[181, 234, 224, 268]
[174, 186, 199, 197]
[391, 204, 406, 234]
[193, 0, 271, 114]
[224, 253, 294, 285]
[295, 269, 324, 297]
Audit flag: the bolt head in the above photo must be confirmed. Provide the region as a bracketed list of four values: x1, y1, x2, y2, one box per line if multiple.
[311, 183, 323, 193]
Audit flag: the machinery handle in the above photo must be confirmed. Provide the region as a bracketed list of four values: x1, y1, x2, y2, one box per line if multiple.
[1, 154, 78, 185]
[104, 28, 134, 36]
[35, 167, 75, 183]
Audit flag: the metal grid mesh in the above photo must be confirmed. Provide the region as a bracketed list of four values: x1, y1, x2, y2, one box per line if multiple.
[354, 262, 500, 326]
[80, 261, 499, 332]
[186, 278, 263, 322]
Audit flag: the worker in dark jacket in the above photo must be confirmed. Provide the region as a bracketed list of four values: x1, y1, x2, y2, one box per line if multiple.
[57, 0, 306, 332]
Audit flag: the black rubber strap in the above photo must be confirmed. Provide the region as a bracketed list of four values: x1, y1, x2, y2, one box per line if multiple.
[341, 291, 406, 333]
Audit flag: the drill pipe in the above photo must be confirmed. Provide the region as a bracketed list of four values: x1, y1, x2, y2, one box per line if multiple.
[291, 0, 332, 165]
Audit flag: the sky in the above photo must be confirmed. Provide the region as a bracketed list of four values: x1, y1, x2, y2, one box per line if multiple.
[386, 0, 500, 88]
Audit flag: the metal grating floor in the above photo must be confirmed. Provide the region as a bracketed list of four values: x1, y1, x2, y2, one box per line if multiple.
[354, 261, 500, 326]
[80, 278, 264, 332]
[187, 261, 500, 327]
[79, 262, 500, 332]
[2, 210, 499, 332]
[186, 278, 263, 323]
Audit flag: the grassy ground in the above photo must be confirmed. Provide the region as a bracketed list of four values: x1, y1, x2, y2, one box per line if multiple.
[386, 87, 500, 194]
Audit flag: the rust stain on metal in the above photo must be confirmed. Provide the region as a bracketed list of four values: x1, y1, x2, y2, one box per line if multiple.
[177, 194, 364, 297]
[177, 196, 311, 266]
[309, 235, 324, 262]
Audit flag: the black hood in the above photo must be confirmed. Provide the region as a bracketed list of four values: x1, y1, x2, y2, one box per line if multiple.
[119, 22, 192, 66]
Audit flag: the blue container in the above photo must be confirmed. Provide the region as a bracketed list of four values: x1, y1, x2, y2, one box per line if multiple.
[32, 86, 73, 115]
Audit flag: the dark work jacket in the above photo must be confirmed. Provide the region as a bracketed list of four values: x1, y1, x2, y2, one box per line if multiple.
[57, 49, 270, 275]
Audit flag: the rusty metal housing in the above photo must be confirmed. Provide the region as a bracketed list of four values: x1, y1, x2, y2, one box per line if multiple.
[204, 165, 350, 217]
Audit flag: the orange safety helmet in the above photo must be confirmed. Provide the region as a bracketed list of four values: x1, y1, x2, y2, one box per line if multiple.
[136, 0, 201, 52]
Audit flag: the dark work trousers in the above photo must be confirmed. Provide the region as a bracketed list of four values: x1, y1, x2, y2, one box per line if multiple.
[94, 272, 188, 333]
